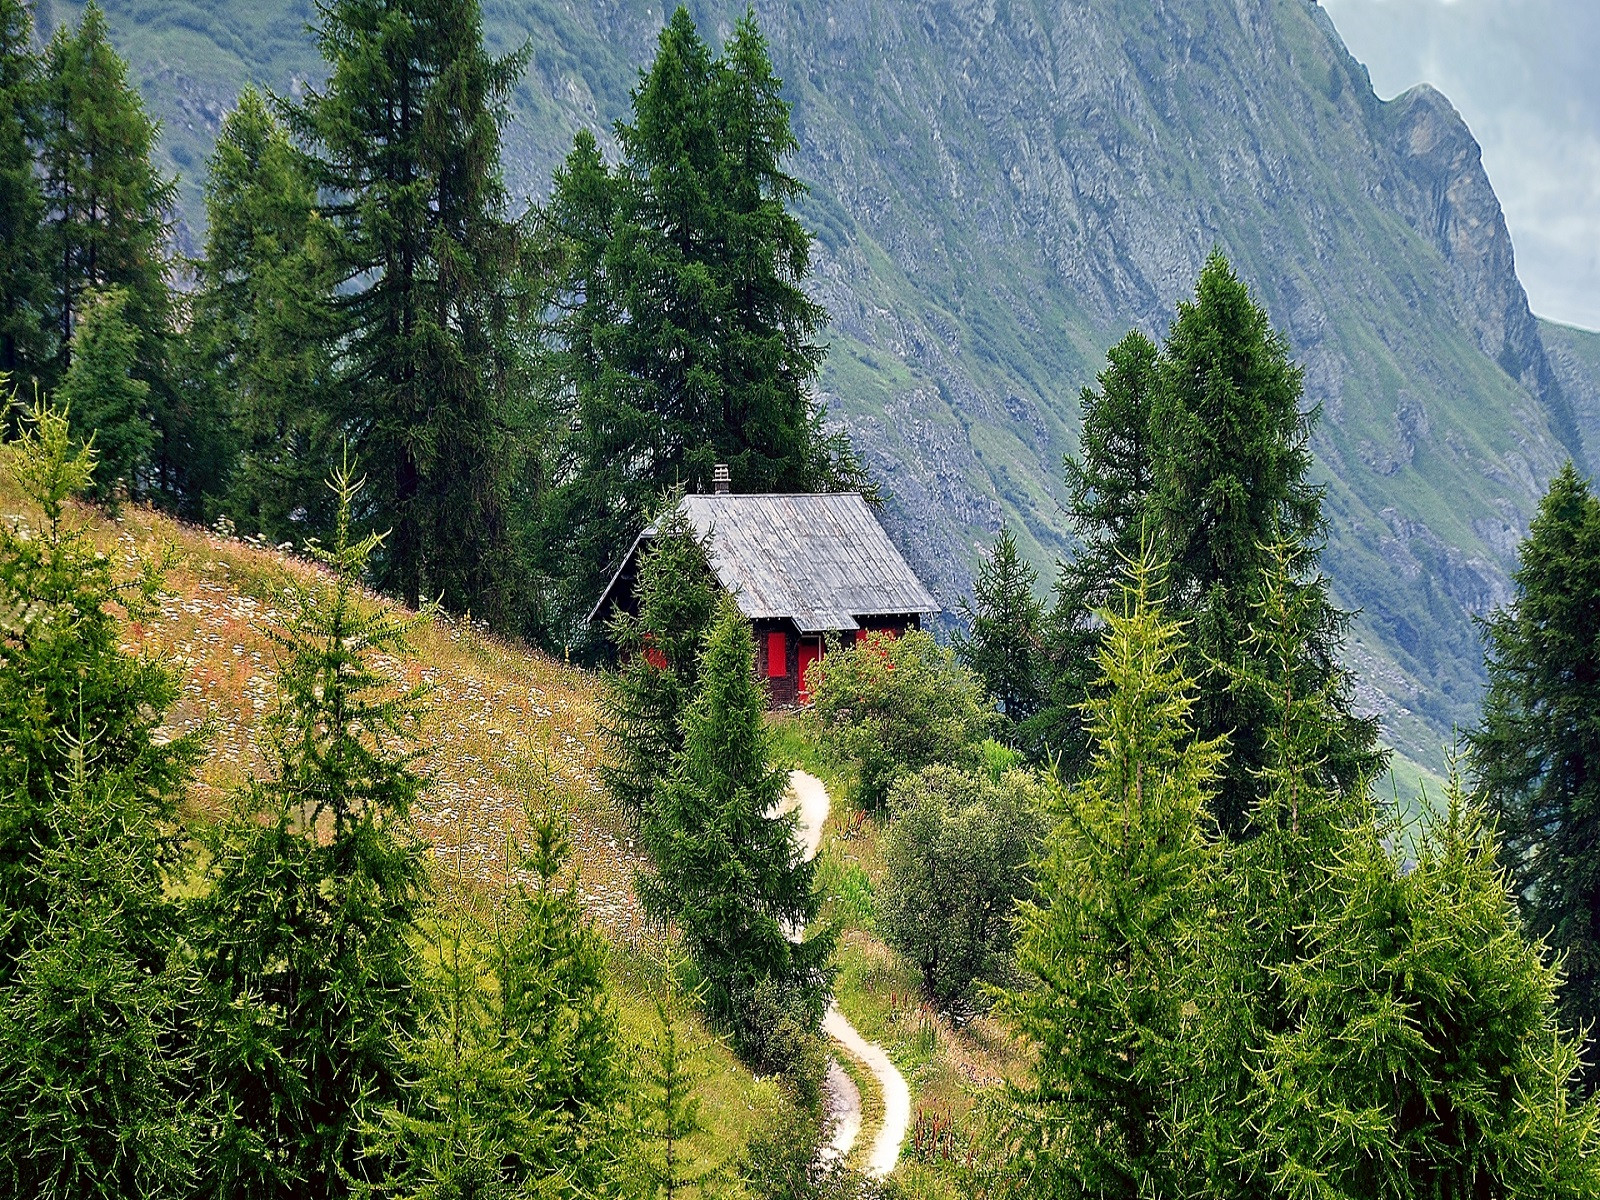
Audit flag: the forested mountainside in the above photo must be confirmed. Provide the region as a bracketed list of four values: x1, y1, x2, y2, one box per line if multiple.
[36, 0, 1598, 775]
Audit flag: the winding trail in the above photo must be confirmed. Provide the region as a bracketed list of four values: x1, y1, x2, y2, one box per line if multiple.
[783, 771, 911, 1179]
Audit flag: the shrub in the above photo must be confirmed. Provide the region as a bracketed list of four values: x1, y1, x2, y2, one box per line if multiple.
[808, 630, 994, 809]
[878, 764, 1048, 1007]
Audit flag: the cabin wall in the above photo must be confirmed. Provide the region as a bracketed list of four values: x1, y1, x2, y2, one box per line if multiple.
[751, 613, 924, 708]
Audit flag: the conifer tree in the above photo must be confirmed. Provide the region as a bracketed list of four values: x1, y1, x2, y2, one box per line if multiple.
[0, 398, 199, 966]
[628, 1007, 708, 1200]
[1029, 329, 1159, 770]
[358, 815, 623, 1200]
[289, 0, 525, 617]
[38, 2, 174, 392]
[0, 0, 48, 389]
[600, 500, 718, 820]
[639, 597, 833, 1056]
[195, 86, 339, 543]
[56, 285, 151, 501]
[192, 465, 429, 1200]
[1472, 461, 1600, 1087]
[0, 398, 201, 1196]
[1238, 773, 1600, 1198]
[956, 524, 1045, 735]
[536, 7, 865, 644]
[995, 552, 1219, 1199]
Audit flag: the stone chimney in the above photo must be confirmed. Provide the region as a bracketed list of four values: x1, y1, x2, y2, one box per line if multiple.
[713, 463, 731, 494]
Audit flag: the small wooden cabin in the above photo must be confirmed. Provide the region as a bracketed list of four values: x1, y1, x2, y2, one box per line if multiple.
[590, 490, 940, 705]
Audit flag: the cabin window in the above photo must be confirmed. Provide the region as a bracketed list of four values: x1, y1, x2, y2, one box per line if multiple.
[766, 631, 788, 677]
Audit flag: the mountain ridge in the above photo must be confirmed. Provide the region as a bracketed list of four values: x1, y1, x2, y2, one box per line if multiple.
[35, 0, 1600, 777]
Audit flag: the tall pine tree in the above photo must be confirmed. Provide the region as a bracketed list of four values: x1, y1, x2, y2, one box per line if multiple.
[289, 0, 525, 616]
[1471, 461, 1600, 1089]
[955, 523, 1045, 734]
[56, 285, 151, 501]
[0, 0, 48, 390]
[38, 2, 174, 404]
[537, 7, 864, 647]
[195, 86, 340, 543]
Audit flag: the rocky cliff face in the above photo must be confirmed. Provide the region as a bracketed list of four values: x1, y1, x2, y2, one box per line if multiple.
[76, 0, 1584, 773]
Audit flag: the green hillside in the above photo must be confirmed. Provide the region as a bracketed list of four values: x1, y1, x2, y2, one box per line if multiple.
[34, 0, 1586, 779]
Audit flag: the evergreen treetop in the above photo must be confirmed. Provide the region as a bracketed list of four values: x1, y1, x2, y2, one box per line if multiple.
[955, 523, 1046, 730]
[1472, 460, 1600, 1088]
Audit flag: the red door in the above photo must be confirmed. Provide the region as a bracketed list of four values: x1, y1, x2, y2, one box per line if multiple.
[797, 639, 822, 704]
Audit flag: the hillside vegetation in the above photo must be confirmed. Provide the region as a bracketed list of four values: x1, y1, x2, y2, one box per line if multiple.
[36, 0, 1600, 778]
[0, 460, 806, 1184]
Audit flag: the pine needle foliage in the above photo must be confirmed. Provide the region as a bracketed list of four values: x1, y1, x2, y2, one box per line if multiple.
[0, 0, 48, 390]
[195, 85, 340, 544]
[600, 499, 718, 822]
[191, 463, 431, 1200]
[56, 285, 152, 503]
[1471, 461, 1600, 1088]
[0, 397, 200, 1197]
[534, 6, 868, 644]
[1237, 770, 1600, 1199]
[995, 550, 1220, 1200]
[627, 1005, 709, 1200]
[38, 1, 178, 476]
[289, 0, 526, 616]
[955, 523, 1046, 734]
[0, 398, 197, 969]
[356, 814, 624, 1200]
[640, 597, 833, 1059]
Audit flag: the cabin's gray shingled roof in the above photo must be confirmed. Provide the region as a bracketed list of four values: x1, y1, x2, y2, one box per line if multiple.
[591, 493, 939, 632]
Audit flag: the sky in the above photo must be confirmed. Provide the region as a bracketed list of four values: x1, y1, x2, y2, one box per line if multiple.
[1321, 0, 1600, 331]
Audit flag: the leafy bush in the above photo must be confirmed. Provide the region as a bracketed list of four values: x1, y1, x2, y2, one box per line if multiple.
[808, 630, 994, 809]
[878, 764, 1048, 1007]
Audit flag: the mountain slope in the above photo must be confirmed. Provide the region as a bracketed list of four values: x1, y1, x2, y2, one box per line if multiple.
[40, 0, 1581, 774]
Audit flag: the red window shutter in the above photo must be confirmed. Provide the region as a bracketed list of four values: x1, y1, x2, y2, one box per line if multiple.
[855, 629, 868, 646]
[767, 631, 788, 677]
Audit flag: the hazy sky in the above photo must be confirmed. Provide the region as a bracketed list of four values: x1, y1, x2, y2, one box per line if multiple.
[1321, 0, 1600, 331]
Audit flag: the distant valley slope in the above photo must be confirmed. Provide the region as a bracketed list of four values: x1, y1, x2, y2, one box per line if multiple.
[39, 0, 1600, 777]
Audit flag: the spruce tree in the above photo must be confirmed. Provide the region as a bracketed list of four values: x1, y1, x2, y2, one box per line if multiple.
[628, 1007, 709, 1200]
[536, 7, 865, 646]
[195, 86, 339, 543]
[955, 523, 1045, 733]
[1471, 461, 1600, 1088]
[995, 552, 1219, 1199]
[358, 815, 623, 1200]
[191, 466, 429, 1200]
[38, 2, 174, 397]
[600, 499, 718, 820]
[0, 398, 201, 1196]
[639, 597, 833, 1057]
[56, 285, 151, 501]
[1028, 329, 1159, 771]
[0, 0, 48, 389]
[289, 0, 525, 617]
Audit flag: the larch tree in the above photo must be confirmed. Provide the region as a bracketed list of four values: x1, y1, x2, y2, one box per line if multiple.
[1029, 328, 1159, 773]
[599, 499, 719, 821]
[1471, 461, 1600, 1089]
[0, 400, 202, 1197]
[289, 0, 525, 617]
[56, 286, 150, 501]
[995, 552, 1218, 1200]
[195, 86, 340, 543]
[955, 523, 1046, 734]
